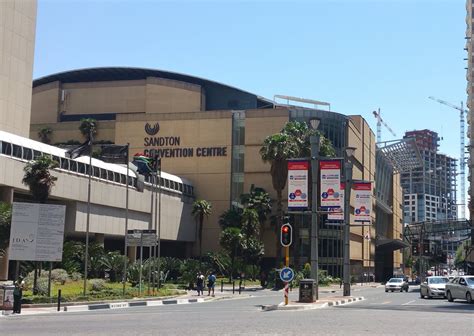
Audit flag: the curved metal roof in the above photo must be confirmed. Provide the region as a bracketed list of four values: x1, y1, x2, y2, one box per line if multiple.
[33, 67, 272, 109]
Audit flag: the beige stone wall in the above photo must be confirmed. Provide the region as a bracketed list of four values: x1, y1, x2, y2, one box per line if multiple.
[347, 116, 376, 264]
[30, 120, 115, 145]
[115, 111, 233, 252]
[31, 81, 60, 123]
[0, 0, 37, 137]
[145, 77, 202, 114]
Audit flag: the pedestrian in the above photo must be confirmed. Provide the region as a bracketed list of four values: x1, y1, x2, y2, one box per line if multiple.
[13, 280, 23, 314]
[207, 271, 216, 297]
[196, 273, 204, 296]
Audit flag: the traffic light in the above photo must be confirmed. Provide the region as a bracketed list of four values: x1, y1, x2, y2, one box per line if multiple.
[280, 223, 293, 247]
[412, 244, 419, 255]
[423, 240, 430, 255]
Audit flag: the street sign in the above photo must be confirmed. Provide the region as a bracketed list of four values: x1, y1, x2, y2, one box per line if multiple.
[279, 267, 295, 282]
[126, 229, 157, 247]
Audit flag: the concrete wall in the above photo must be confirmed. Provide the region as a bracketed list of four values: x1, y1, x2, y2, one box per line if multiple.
[0, 0, 37, 137]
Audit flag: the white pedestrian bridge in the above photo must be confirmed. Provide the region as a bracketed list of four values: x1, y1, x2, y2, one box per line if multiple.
[0, 130, 196, 249]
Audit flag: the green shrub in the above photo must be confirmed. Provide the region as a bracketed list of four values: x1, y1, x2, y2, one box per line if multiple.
[36, 277, 50, 296]
[70, 272, 82, 281]
[89, 278, 106, 291]
[51, 268, 69, 284]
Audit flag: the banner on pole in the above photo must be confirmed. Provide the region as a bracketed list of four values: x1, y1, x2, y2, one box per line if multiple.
[353, 182, 372, 222]
[327, 182, 344, 221]
[288, 161, 309, 210]
[320, 160, 342, 209]
[9, 202, 66, 262]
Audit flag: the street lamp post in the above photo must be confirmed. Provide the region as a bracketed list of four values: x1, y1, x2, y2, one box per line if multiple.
[343, 147, 355, 297]
[310, 132, 320, 299]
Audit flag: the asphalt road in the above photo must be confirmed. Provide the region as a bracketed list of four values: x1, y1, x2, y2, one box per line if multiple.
[1, 286, 473, 335]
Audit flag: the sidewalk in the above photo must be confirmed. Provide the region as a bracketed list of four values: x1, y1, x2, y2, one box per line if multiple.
[1, 286, 252, 317]
[262, 296, 365, 311]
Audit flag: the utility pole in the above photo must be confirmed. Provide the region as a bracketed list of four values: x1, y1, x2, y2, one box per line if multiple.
[343, 158, 353, 296]
[310, 134, 320, 299]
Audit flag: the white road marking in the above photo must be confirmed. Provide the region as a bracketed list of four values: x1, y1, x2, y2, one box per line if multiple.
[402, 300, 416, 305]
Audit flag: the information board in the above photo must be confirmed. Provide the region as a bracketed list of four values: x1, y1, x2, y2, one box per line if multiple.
[9, 202, 66, 262]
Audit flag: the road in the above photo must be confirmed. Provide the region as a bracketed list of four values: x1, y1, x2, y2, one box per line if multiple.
[1, 285, 473, 335]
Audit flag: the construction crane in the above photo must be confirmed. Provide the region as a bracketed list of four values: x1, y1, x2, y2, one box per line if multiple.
[373, 108, 396, 143]
[428, 96, 467, 220]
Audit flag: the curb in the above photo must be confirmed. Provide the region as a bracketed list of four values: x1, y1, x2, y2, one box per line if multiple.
[64, 297, 206, 312]
[261, 296, 364, 312]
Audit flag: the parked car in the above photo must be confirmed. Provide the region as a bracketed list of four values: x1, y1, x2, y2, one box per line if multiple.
[420, 276, 449, 299]
[385, 278, 409, 292]
[445, 276, 474, 303]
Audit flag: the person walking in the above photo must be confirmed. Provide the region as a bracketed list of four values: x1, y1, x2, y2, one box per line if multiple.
[13, 280, 23, 314]
[196, 273, 204, 296]
[207, 272, 216, 297]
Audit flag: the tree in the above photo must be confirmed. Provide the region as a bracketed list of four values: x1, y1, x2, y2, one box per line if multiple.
[455, 240, 472, 268]
[281, 121, 336, 158]
[100, 251, 126, 282]
[0, 202, 12, 257]
[22, 154, 59, 204]
[219, 227, 243, 282]
[240, 185, 272, 238]
[192, 199, 212, 260]
[79, 118, 97, 139]
[37, 127, 53, 144]
[260, 133, 298, 263]
[218, 207, 242, 230]
[241, 208, 259, 238]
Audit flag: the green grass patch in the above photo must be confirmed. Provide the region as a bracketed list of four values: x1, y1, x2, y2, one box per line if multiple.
[23, 280, 184, 304]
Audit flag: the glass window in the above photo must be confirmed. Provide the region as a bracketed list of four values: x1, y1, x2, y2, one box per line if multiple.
[1, 142, 12, 155]
[12, 145, 22, 158]
[70, 160, 77, 172]
[61, 158, 70, 170]
[23, 148, 33, 160]
[78, 163, 86, 174]
[33, 150, 41, 159]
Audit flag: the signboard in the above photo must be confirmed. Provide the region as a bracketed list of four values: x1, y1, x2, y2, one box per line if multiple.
[328, 182, 345, 221]
[9, 202, 66, 262]
[353, 182, 372, 222]
[0, 286, 14, 310]
[126, 229, 157, 247]
[320, 160, 342, 209]
[279, 267, 295, 282]
[288, 161, 309, 209]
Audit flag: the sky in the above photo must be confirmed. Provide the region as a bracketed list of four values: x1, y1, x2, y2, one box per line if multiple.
[34, 0, 467, 160]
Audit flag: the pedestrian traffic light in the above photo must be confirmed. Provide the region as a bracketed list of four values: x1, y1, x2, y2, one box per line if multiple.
[423, 240, 430, 255]
[412, 244, 419, 255]
[280, 223, 293, 247]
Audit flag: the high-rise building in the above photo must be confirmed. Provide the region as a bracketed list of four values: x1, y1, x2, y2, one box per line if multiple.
[400, 130, 457, 223]
[0, 0, 37, 137]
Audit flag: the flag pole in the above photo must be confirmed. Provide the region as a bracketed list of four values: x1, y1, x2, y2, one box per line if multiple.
[83, 129, 93, 296]
[123, 143, 130, 296]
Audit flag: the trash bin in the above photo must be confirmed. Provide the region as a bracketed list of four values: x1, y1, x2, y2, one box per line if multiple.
[0, 285, 15, 311]
[299, 279, 316, 303]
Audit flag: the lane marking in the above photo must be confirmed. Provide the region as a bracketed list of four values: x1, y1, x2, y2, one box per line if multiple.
[402, 300, 416, 305]
[382, 301, 391, 304]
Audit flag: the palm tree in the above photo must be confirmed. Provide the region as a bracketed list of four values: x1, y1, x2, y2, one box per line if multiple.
[192, 199, 212, 260]
[260, 133, 298, 262]
[22, 154, 59, 204]
[218, 207, 243, 230]
[37, 127, 53, 144]
[79, 118, 97, 140]
[240, 185, 272, 238]
[282, 121, 336, 157]
[22, 154, 58, 293]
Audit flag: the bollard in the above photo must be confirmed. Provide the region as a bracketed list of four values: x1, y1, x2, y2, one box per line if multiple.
[221, 280, 224, 292]
[232, 281, 235, 294]
[238, 280, 242, 294]
[57, 289, 61, 312]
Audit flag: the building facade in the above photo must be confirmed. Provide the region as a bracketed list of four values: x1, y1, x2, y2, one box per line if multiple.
[30, 67, 405, 279]
[0, 0, 37, 138]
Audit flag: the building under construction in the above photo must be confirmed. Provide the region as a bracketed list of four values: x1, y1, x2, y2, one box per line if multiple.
[400, 130, 457, 223]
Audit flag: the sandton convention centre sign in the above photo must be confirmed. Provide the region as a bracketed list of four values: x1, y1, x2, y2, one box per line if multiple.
[142, 122, 228, 158]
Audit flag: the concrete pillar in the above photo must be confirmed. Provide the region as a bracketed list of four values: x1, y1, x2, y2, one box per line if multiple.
[0, 187, 14, 280]
[94, 233, 105, 246]
[127, 246, 137, 262]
